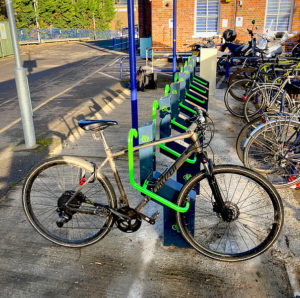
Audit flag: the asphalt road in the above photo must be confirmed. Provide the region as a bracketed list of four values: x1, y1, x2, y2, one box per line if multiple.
[0, 41, 123, 152]
[0, 41, 128, 197]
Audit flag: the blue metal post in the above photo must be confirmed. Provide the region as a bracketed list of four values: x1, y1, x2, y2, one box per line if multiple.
[173, 0, 177, 81]
[127, 0, 138, 144]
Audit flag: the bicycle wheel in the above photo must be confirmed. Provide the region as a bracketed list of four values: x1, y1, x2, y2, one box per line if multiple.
[243, 118, 300, 188]
[224, 79, 255, 118]
[244, 84, 293, 122]
[236, 113, 279, 162]
[23, 156, 117, 247]
[176, 165, 284, 261]
[229, 67, 256, 86]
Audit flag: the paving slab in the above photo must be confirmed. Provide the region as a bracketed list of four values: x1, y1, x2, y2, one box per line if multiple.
[0, 58, 299, 297]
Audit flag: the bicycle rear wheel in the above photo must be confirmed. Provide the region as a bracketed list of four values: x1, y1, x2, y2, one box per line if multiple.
[243, 119, 300, 188]
[176, 165, 284, 261]
[23, 156, 117, 247]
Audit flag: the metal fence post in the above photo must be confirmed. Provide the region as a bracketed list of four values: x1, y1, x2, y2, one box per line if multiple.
[5, 0, 36, 148]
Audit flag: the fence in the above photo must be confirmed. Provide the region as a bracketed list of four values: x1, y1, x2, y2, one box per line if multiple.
[17, 28, 123, 43]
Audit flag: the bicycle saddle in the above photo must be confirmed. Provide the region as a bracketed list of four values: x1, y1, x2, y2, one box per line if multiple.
[78, 119, 118, 131]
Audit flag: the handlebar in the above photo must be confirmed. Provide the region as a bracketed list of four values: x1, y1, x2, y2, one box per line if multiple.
[184, 107, 208, 128]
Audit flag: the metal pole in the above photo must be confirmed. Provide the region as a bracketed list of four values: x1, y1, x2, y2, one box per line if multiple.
[127, 0, 138, 145]
[92, 13, 96, 40]
[5, 0, 36, 148]
[173, 0, 177, 81]
[0, 34, 4, 58]
[33, 0, 41, 44]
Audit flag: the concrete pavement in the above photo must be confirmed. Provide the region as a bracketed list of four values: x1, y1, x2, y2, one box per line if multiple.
[0, 43, 299, 297]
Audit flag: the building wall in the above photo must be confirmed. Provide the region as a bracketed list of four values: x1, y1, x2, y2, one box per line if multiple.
[110, 6, 139, 31]
[149, 0, 300, 51]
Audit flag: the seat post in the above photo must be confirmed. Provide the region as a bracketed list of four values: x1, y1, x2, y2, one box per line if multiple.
[99, 130, 111, 153]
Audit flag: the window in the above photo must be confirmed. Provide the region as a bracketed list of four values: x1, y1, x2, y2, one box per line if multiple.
[194, 0, 219, 37]
[265, 0, 294, 32]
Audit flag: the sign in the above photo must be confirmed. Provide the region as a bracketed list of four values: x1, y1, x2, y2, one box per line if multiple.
[0, 23, 7, 39]
[222, 19, 228, 28]
[169, 18, 173, 29]
[235, 17, 243, 27]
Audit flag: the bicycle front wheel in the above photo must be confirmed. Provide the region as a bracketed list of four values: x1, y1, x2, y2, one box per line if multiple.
[176, 165, 283, 262]
[224, 79, 255, 117]
[23, 156, 117, 247]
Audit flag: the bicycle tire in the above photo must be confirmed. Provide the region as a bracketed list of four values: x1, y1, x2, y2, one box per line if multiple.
[243, 119, 300, 188]
[176, 165, 284, 261]
[23, 156, 117, 247]
[224, 78, 255, 118]
[243, 84, 293, 123]
[236, 113, 279, 162]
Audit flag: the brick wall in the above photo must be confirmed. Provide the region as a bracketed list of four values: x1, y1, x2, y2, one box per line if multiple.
[110, 6, 139, 31]
[147, 0, 300, 51]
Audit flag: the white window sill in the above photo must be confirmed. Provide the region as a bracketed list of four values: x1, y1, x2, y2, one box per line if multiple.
[193, 33, 217, 38]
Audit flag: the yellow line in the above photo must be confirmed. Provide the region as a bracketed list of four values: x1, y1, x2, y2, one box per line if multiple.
[0, 98, 15, 108]
[0, 57, 121, 135]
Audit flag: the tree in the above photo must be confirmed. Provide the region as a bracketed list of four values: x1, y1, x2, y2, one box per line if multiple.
[14, 0, 36, 28]
[38, 0, 75, 28]
[73, 0, 116, 30]
[9, 0, 116, 30]
[0, 0, 7, 21]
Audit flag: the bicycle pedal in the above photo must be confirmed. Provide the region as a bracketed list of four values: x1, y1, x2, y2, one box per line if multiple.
[139, 211, 159, 225]
[151, 210, 159, 221]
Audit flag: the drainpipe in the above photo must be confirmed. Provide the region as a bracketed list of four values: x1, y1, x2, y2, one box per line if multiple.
[234, 0, 237, 31]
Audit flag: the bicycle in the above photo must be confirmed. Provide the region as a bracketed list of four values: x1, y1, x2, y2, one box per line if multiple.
[242, 113, 300, 188]
[243, 74, 299, 122]
[22, 108, 284, 262]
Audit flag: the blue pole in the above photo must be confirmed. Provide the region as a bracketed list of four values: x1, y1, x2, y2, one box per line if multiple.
[127, 0, 138, 144]
[173, 0, 177, 81]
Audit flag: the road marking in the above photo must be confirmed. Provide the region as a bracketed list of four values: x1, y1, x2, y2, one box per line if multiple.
[0, 54, 120, 109]
[109, 58, 121, 66]
[0, 98, 15, 108]
[98, 72, 121, 81]
[0, 56, 121, 135]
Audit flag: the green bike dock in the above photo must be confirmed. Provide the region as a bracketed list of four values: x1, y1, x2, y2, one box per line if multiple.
[128, 56, 210, 247]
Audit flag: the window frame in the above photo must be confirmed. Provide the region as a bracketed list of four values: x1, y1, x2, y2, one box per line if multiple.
[193, 0, 220, 38]
[264, 0, 294, 32]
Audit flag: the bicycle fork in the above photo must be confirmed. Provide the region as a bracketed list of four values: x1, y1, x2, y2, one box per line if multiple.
[200, 153, 229, 222]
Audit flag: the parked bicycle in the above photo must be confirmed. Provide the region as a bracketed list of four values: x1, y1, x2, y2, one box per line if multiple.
[242, 113, 300, 188]
[22, 108, 284, 262]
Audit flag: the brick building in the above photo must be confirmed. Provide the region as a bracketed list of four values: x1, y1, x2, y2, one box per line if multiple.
[138, 0, 300, 51]
[110, 0, 139, 31]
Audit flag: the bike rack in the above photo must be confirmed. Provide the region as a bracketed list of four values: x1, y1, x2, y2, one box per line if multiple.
[128, 55, 208, 247]
[128, 128, 190, 213]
